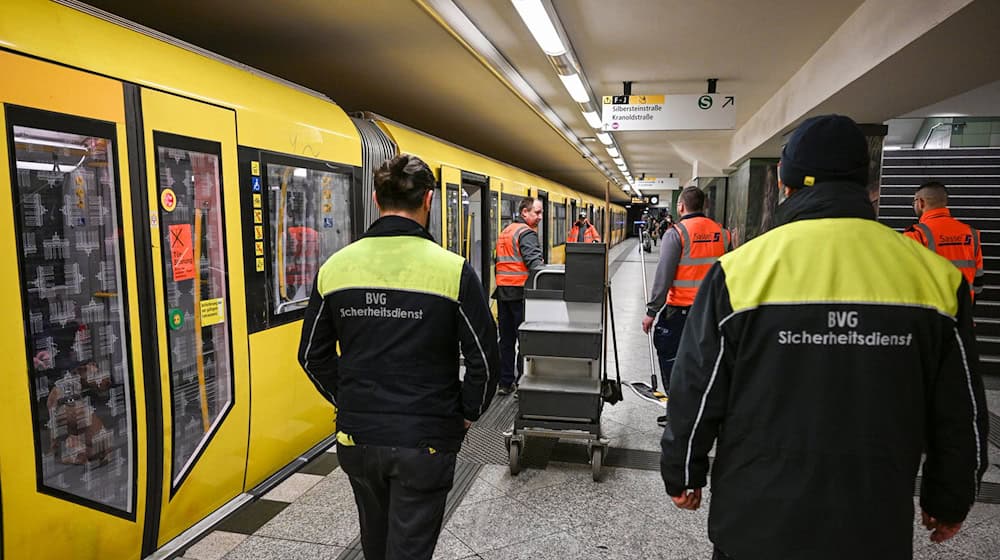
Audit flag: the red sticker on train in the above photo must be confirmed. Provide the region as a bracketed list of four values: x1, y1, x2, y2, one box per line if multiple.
[168, 224, 196, 282]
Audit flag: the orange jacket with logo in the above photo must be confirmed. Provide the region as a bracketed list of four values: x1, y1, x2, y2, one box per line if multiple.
[667, 217, 731, 307]
[567, 223, 601, 243]
[904, 208, 983, 300]
[495, 222, 532, 287]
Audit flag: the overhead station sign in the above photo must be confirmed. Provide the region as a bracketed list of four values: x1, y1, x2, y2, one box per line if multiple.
[634, 177, 680, 190]
[602, 94, 736, 131]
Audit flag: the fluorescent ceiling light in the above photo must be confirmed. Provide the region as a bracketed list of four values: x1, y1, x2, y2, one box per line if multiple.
[596, 132, 612, 145]
[582, 111, 602, 129]
[558, 73, 590, 103]
[16, 161, 79, 173]
[617, 164, 628, 172]
[511, 0, 566, 56]
[605, 147, 619, 158]
[612, 157, 624, 165]
[14, 136, 87, 151]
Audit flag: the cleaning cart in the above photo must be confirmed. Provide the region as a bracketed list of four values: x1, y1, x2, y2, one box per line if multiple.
[504, 243, 621, 481]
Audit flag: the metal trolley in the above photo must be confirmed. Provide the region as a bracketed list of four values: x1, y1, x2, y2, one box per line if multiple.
[504, 244, 618, 481]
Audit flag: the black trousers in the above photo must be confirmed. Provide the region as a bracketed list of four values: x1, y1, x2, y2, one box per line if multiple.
[652, 306, 689, 392]
[713, 547, 734, 560]
[497, 298, 525, 387]
[337, 443, 457, 560]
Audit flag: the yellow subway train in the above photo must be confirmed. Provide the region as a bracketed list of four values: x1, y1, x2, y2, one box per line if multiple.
[0, 2, 627, 559]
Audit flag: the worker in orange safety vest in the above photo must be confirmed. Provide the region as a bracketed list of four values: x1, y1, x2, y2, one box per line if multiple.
[493, 197, 545, 395]
[567, 211, 601, 243]
[904, 181, 984, 303]
[641, 186, 730, 425]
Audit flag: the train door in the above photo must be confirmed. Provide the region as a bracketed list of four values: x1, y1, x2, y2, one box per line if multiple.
[536, 190, 550, 262]
[0, 51, 148, 559]
[138, 89, 250, 546]
[460, 171, 490, 292]
[488, 179, 502, 298]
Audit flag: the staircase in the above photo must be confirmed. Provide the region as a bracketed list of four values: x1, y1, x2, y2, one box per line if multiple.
[878, 147, 1000, 383]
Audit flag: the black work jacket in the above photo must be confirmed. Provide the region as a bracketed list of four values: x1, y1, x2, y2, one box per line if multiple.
[298, 216, 499, 451]
[661, 182, 989, 559]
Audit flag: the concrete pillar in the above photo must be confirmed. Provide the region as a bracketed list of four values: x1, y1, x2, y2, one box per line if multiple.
[859, 123, 889, 214]
[725, 158, 779, 245]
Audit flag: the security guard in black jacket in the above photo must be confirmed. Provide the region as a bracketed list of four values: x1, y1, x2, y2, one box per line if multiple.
[661, 115, 989, 560]
[298, 154, 499, 560]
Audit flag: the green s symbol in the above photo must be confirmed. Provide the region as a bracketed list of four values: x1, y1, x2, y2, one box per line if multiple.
[698, 95, 713, 110]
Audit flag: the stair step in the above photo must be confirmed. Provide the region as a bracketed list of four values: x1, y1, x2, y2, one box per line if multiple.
[888, 148, 1000, 158]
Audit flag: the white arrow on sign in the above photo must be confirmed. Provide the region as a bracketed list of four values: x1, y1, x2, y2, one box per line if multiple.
[602, 94, 736, 131]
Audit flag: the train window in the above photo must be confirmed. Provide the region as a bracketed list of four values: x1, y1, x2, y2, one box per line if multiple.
[552, 201, 566, 246]
[266, 163, 352, 314]
[500, 193, 517, 231]
[446, 183, 460, 254]
[8, 114, 135, 514]
[429, 186, 442, 243]
[153, 134, 233, 488]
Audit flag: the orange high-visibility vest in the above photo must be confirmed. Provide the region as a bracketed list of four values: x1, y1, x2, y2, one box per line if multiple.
[567, 224, 601, 243]
[904, 207, 983, 300]
[495, 222, 532, 287]
[667, 217, 731, 307]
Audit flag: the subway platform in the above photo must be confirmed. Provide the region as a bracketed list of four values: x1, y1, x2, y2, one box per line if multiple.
[178, 239, 1000, 560]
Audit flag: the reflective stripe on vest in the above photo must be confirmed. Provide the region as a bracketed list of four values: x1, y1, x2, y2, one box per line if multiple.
[914, 216, 981, 300]
[495, 222, 531, 286]
[667, 217, 728, 307]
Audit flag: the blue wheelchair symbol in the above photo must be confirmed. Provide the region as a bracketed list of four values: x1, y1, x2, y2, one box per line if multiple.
[251, 177, 261, 192]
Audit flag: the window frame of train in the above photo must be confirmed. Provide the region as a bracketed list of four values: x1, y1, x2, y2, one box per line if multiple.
[5, 104, 139, 518]
[500, 193, 519, 232]
[551, 199, 567, 248]
[150, 131, 237, 493]
[238, 149, 360, 333]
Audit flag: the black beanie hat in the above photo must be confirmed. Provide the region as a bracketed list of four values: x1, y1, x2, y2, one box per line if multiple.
[779, 114, 870, 189]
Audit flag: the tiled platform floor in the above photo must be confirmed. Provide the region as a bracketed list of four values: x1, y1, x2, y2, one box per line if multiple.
[179, 238, 1000, 560]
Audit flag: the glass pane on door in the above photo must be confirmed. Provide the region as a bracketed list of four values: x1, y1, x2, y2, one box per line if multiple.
[153, 136, 233, 487]
[462, 186, 482, 280]
[10, 122, 134, 513]
[266, 163, 351, 315]
[446, 184, 460, 254]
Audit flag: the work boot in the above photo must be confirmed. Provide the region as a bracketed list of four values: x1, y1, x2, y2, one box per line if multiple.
[497, 384, 516, 396]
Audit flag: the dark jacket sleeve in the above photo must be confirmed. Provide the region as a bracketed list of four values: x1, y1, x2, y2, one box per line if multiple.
[297, 281, 339, 406]
[517, 228, 545, 272]
[457, 262, 500, 421]
[661, 262, 734, 496]
[920, 278, 990, 523]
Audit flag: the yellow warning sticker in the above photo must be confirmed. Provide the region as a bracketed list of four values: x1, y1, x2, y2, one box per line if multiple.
[253, 209, 262, 223]
[252, 193, 261, 208]
[251, 161, 260, 176]
[255, 241, 264, 256]
[323, 202, 333, 213]
[254, 225, 263, 240]
[199, 298, 225, 327]
[255, 257, 265, 272]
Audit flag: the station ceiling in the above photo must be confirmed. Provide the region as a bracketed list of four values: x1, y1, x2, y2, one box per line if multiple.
[83, 0, 1000, 200]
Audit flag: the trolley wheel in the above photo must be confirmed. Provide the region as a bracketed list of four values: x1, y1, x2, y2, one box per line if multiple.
[509, 440, 522, 476]
[591, 446, 604, 482]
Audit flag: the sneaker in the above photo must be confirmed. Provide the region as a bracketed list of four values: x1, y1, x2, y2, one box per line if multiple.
[656, 415, 667, 427]
[497, 384, 515, 396]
